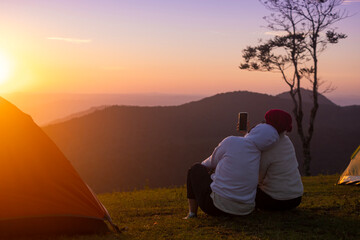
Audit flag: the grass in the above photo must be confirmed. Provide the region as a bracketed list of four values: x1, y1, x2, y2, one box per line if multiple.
[13, 175, 360, 240]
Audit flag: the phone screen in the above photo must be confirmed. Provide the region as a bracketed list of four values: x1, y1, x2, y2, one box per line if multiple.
[238, 112, 248, 131]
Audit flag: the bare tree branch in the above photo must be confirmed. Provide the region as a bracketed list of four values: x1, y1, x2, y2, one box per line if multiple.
[239, 0, 348, 175]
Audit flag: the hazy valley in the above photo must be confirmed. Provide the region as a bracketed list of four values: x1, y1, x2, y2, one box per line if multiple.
[2, 93, 205, 126]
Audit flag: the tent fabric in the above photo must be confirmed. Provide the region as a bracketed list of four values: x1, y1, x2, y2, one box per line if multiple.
[338, 145, 360, 185]
[0, 97, 111, 235]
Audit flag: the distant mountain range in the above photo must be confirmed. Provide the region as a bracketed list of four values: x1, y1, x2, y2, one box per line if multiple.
[2, 93, 205, 125]
[3, 91, 360, 126]
[276, 89, 336, 106]
[42, 90, 360, 193]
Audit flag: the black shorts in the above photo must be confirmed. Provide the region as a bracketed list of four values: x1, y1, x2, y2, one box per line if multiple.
[255, 187, 302, 211]
[186, 163, 229, 216]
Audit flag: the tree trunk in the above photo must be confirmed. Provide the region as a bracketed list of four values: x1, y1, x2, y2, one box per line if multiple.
[302, 141, 311, 176]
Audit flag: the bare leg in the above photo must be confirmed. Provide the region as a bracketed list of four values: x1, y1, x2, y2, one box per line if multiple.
[183, 198, 198, 219]
[188, 198, 198, 214]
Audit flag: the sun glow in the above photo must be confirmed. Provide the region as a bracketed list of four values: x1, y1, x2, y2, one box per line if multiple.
[0, 52, 12, 85]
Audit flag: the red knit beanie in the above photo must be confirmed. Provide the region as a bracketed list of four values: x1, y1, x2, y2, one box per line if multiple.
[265, 109, 292, 133]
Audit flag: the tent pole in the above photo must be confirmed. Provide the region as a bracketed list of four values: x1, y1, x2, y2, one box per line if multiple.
[106, 216, 122, 233]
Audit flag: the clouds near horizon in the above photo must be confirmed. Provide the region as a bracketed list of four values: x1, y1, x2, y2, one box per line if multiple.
[344, 0, 360, 4]
[47, 37, 92, 44]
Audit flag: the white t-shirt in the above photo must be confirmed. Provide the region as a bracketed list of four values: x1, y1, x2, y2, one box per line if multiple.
[210, 192, 255, 215]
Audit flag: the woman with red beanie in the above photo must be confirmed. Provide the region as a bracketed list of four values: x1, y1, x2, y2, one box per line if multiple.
[256, 109, 303, 211]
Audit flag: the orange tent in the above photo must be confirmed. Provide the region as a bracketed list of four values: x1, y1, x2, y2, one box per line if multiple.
[0, 97, 116, 237]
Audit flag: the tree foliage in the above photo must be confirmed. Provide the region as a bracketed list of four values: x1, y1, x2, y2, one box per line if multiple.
[240, 0, 348, 175]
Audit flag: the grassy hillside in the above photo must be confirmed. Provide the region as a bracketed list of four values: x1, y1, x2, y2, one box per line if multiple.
[15, 175, 360, 240]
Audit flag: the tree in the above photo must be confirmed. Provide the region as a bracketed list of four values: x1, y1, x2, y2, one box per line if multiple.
[240, 0, 348, 175]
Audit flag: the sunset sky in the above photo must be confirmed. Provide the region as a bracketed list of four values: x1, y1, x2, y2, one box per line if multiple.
[0, 0, 359, 100]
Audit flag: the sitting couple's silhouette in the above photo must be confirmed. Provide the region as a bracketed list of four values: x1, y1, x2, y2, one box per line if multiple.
[185, 109, 303, 218]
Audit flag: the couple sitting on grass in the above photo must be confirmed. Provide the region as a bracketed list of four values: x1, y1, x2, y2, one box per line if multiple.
[185, 109, 303, 218]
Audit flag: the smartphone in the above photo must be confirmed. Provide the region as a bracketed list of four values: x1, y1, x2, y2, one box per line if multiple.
[238, 112, 248, 131]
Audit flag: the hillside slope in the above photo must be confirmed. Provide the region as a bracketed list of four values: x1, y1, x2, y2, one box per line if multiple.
[43, 91, 360, 193]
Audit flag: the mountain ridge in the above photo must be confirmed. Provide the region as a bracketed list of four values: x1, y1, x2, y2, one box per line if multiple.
[276, 88, 336, 106]
[42, 90, 360, 193]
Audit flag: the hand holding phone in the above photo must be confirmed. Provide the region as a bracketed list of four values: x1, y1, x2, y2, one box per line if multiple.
[237, 112, 249, 135]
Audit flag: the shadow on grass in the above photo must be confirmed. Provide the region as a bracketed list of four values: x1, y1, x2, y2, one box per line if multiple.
[197, 209, 360, 240]
[4, 209, 359, 240]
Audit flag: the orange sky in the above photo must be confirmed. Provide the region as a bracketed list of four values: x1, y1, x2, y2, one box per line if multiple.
[0, 0, 359, 98]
